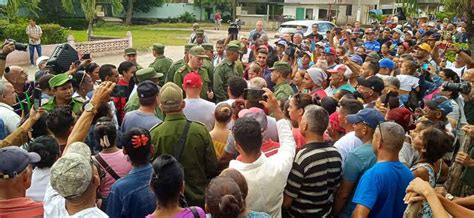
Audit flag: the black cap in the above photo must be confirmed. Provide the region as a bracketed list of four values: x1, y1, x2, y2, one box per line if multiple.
[357, 76, 385, 93]
[137, 81, 159, 99]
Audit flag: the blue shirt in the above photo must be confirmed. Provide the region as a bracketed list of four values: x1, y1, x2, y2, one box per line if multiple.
[364, 40, 381, 52]
[106, 163, 156, 218]
[340, 144, 377, 217]
[352, 161, 414, 218]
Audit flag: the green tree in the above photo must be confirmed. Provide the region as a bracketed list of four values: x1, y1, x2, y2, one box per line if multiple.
[442, 0, 470, 16]
[123, 0, 164, 25]
[0, 0, 40, 22]
[398, 0, 418, 17]
[61, 0, 123, 40]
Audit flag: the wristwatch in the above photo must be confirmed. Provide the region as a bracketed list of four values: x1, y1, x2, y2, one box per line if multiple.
[445, 193, 455, 201]
[84, 102, 97, 114]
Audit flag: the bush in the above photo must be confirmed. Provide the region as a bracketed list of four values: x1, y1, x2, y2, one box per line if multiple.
[2, 23, 68, 44]
[58, 18, 88, 30]
[435, 12, 456, 21]
[178, 12, 196, 23]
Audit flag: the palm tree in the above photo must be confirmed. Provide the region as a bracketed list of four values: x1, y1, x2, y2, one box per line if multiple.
[61, 0, 123, 41]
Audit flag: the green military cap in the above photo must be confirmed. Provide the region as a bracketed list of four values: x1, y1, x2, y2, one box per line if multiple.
[202, 43, 214, 52]
[136, 67, 163, 83]
[189, 46, 208, 58]
[124, 47, 137, 55]
[270, 61, 291, 74]
[185, 43, 196, 52]
[49, 73, 72, 88]
[225, 43, 241, 52]
[152, 43, 165, 52]
[159, 82, 183, 111]
[195, 29, 204, 35]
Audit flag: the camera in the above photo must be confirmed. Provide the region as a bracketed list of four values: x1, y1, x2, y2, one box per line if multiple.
[228, 22, 240, 41]
[285, 41, 303, 58]
[443, 82, 472, 94]
[6, 39, 28, 51]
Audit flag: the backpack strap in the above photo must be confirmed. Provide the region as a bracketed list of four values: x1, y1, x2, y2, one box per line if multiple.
[93, 154, 121, 181]
[189, 206, 200, 218]
[173, 120, 192, 161]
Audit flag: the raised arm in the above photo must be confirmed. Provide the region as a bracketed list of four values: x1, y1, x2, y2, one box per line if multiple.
[0, 107, 45, 148]
[0, 41, 15, 79]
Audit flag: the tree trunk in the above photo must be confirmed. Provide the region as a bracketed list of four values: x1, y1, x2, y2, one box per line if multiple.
[125, 0, 133, 25]
[445, 133, 473, 197]
[87, 19, 94, 41]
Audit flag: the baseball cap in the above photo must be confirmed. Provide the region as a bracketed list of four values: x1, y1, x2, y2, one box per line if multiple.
[392, 28, 403, 35]
[417, 43, 432, 53]
[124, 48, 137, 55]
[189, 46, 208, 58]
[366, 52, 381, 61]
[275, 40, 288, 47]
[329, 112, 345, 134]
[350, 55, 363, 65]
[226, 43, 241, 52]
[270, 61, 291, 74]
[36, 56, 49, 67]
[307, 67, 328, 87]
[379, 58, 395, 70]
[135, 67, 163, 83]
[302, 50, 312, 58]
[315, 41, 325, 47]
[426, 95, 453, 116]
[49, 73, 72, 88]
[183, 72, 203, 89]
[195, 29, 204, 35]
[346, 108, 385, 129]
[159, 82, 183, 111]
[323, 47, 336, 56]
[185, 43, 196, 52]
[202, 43, 214, 52]
[137, 81, 159, 99]
[50, 142, 92, 198]
[404, 30, 414, 37]
[0, 146, 40, 179]
[238, 107, 268, 131]
[386, 107, 415, 131]
[152, 43, 165, 53]
[357, 76, 385, 93]
[327, 64, 348, 74]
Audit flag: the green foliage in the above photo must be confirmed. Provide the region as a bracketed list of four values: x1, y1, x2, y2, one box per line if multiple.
[0, 23, 68, 44]
[179, 12, 196, 23]
[398, 0, 419, 17]
[61, 0, 123, 21]
[441, 0, 470, 15]
[445, 43, 470, 62]
[435, 12, 456, 21]
[123, 0, 164, 13]
[0, 0, 40, 22]
[58, 18, 89, 30]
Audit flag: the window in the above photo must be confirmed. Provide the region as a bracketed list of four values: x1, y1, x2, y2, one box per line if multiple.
[346, 5, 352, 16]
[319, 9, 327, 19]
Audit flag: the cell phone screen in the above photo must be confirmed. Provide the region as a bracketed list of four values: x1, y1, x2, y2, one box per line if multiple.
[111, 85, 128, 97]
[422, 63, 429, 71]
[33, 88, 42, 109]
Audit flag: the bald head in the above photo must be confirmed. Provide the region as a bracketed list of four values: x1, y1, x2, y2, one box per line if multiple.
[374, 122, 405, 152]
[4, 66, 28, 85]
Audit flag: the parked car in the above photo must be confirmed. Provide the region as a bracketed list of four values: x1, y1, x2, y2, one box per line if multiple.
[275, 20, 336, 39]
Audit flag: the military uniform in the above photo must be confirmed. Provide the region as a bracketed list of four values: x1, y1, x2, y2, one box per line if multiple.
[149, 82, 218, 208]
[124, 67, 165, 120]
[270, 61, 295, 100]
[165, 44, 195, 83]
[149, 44, 173, 85]
[174, 46, 211, 100]
[43, 73, 84, 114]
[124, 47, 143, 70]
[201, 43, 215, 88]
[213, 43, 242, 102]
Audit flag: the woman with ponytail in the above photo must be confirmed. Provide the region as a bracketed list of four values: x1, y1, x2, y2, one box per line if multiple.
[210, 103, 233, 158]
[93, 117, 132, 210]
[147, 154, 206, 218]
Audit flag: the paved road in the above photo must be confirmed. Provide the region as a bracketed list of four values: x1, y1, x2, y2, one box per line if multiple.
[21, 28, 275, 80]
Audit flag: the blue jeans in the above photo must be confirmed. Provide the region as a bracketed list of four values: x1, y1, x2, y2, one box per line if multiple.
[29, 44, 42, 65]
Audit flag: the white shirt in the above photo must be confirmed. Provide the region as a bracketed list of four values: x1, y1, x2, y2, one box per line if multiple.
[396, 75, 419, 92]
[334, 131, 363, 168]
[0, 102, 21, 135]
[43, 184, 108, 218]
[26, 167, 51, 202]
[183, 98, 216, 131]
[229, 119, 296, 218]
[446, 61, 467, 78]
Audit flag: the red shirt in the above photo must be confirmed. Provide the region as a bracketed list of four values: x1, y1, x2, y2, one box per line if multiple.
[114, 79, 128, 125]
[0, 197, 44, 218]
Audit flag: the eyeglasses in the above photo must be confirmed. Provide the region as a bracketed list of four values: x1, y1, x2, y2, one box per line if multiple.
[377, 122, 384, 143]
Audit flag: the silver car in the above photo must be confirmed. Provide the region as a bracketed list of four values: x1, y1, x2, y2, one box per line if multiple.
[275, 20, 337, 39]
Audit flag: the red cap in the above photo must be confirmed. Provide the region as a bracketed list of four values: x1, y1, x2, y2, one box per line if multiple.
[326, 64, 347, 74]
[386, 107, 415, 131]
[323, 47, 336, 56]
[183, 72, 203, 89]
[329, 112, 345, 134]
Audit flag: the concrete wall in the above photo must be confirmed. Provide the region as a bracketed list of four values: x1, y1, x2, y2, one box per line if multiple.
[283, 3, 375, 25]
[133, 3, 206, 20]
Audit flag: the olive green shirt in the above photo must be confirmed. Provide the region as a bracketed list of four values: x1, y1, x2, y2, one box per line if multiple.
[173, 64, 211, 100]
[150, 113, 218, 207]
[202, 58, 214, 87]
[42, 97, 84, 115]
[166, 59, 186, 83]
[124, 92, 164, 120]
[149, 56, 173, 85]
[273, 82, 294, 101]
[213, 58, 239, 102]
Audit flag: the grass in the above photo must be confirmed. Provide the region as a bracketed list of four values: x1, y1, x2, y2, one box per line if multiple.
[68, 24, 192, 50]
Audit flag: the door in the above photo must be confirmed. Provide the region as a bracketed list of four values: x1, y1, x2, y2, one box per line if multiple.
[296, 8, 305, 20]
[306, 8, 313, 20]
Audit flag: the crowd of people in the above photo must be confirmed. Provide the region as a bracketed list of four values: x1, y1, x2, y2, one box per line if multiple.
[1, 14, 474, 218]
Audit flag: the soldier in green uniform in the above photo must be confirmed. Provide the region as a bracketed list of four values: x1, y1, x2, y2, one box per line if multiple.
[123, 47, 143, 70]
[149, 43, 173, 85]
[228, 40, 245, 77]
[124, 67, 164, 120]
[173, 46, 212, 100]
[149, 82, 218, 208]
[42, 73, 84, 114]
[270, 61, 294, 100]
[213, 43, 241, 102]
[201, 43, 215, 89]
[166, 43, 195, 83]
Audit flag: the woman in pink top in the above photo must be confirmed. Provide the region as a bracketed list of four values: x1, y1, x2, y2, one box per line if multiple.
[146, 155, 205, 218]
[93, 117, 132, 209]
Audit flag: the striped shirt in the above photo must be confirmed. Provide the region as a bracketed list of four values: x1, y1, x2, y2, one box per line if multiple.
[26, 25, 42, 45]
[285, 142, 342, 217]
